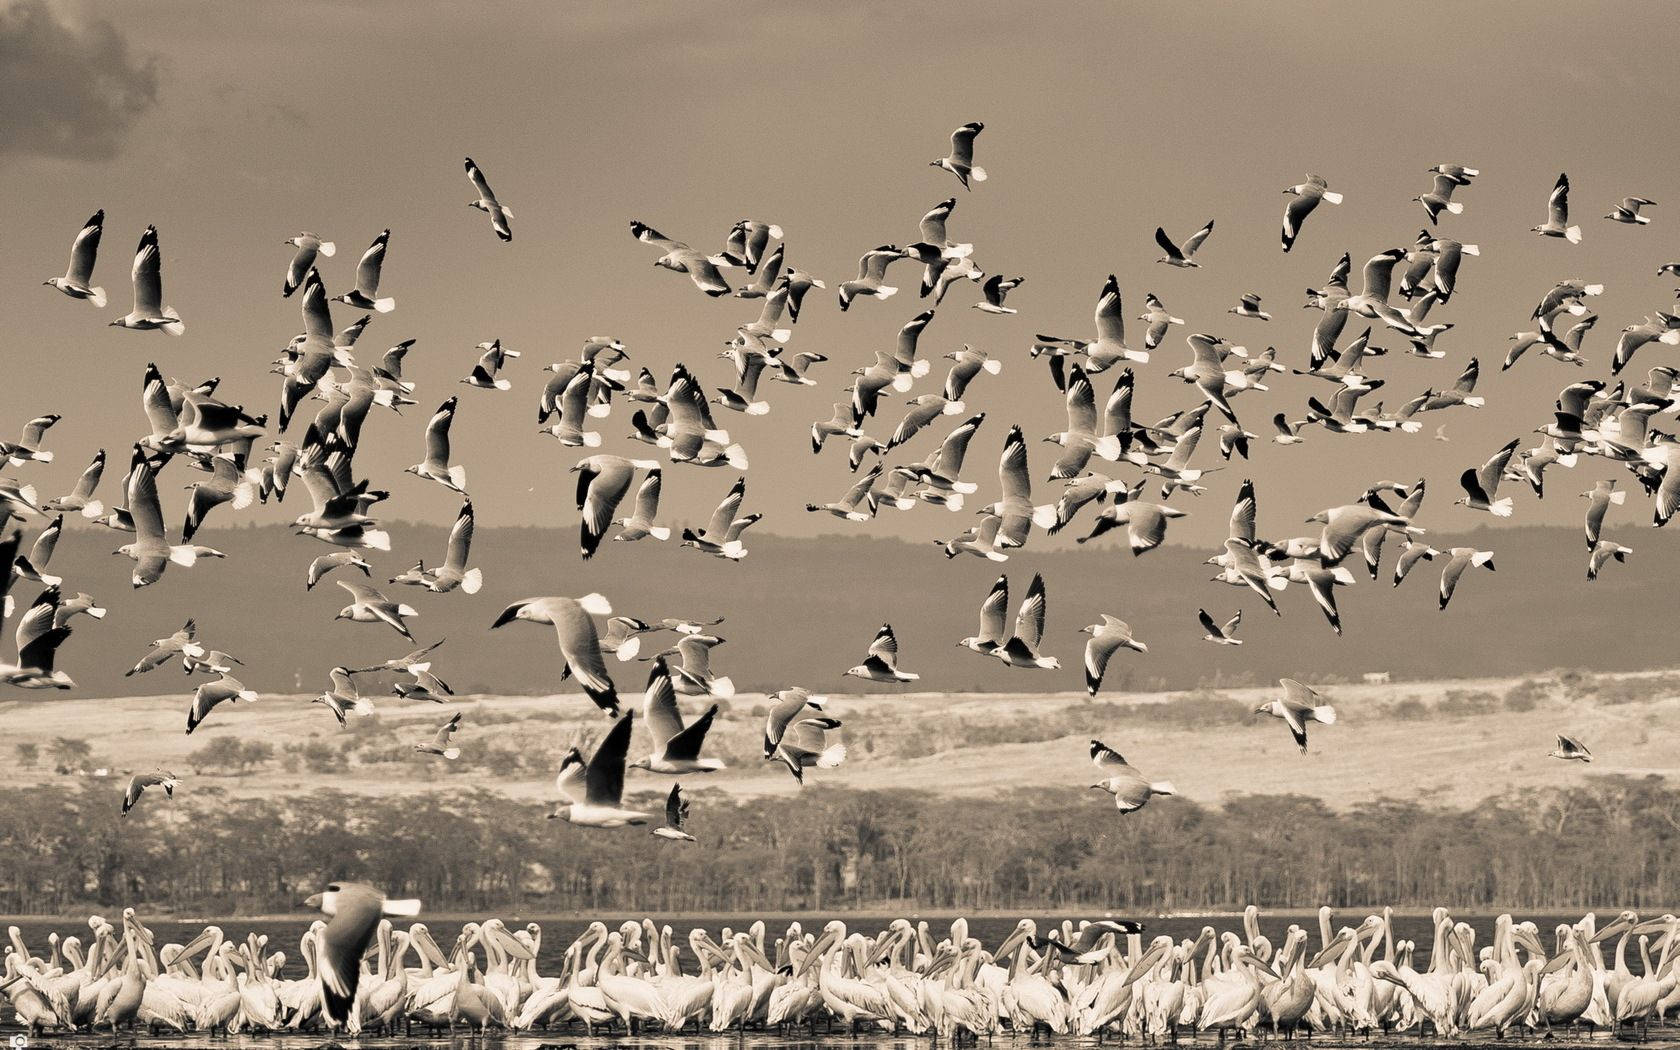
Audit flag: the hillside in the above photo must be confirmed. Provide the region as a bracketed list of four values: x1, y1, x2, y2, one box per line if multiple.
[12, 669, 1678, 813]
[6, 520, 1679, 702]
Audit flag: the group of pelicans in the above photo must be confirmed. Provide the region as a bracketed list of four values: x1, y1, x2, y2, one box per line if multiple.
[6, 902, 1680, 1042]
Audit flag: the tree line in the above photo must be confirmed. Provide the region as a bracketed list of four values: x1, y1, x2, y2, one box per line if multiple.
[1, 776, 1675, 915]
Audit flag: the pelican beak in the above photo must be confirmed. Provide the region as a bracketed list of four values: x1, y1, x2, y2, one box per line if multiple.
[1590, 915, 1634, 944]
[994, 923, 1031, 962]
[1122, 939, 1170, 988]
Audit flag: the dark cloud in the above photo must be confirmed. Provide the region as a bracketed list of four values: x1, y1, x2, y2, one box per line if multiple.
[0, 0, 158, 161]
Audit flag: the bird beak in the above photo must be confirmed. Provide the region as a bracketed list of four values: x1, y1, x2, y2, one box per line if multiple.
[303, 893, 323, 910]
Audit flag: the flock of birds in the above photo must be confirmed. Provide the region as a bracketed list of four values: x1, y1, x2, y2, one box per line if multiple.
[9, 124, 1672, 823]
[7, 895, 1680, 1042]
[5, 123, 1678, 1030]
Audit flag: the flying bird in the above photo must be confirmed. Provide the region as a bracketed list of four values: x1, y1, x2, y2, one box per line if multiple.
[930, 121, 986, 189]
[653, 784, 696, 842]
[304, 882, 421, 1026]
[413, 711, 463, 760]
[1281, 175, 1342, 253]
[1533, 173, 1582, 243]
[44, 209, 105, 307]
[1198, 608, 1243, 645]
[122, 770, 181, 815]
[1154, 219, 1214, 267]
[1089, 741, 1175, 813]
[1549, 734, 1592, 762]
[331, 229, 395, 312]
[464, 157, 513, 240]
[1255, 680, 1337, 753]
[110, 226, 184, 334]
[491, 594, 620, 714]
[843, 623, 921, 684]
[1081, 616, 1147, 695]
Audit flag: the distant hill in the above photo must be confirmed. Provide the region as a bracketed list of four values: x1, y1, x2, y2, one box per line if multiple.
[6, 518, 1675, 700]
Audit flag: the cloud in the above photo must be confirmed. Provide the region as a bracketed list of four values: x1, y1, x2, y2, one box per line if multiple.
[0, 0, 158, 161]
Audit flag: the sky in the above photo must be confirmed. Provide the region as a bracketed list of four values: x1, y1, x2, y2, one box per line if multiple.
[3, 0, 1679, 554]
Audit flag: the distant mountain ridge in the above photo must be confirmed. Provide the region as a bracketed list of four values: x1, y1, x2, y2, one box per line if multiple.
[6, 520, 1671, 700]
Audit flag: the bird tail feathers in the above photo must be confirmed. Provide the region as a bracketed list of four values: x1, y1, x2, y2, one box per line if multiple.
[460, 567, 483, 594]
[817, 743, 848, 768]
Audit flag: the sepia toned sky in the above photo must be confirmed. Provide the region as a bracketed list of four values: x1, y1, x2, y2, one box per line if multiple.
[3, 0, 1678, 551]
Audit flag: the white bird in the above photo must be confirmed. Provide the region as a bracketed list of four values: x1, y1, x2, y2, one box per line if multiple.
[406, 396, 468, 493]
[573, 455, 661, 558]
[390, 499, 481, 594]
[282, 231, 335, 297]
[491, 593, 620, 714]
[837, 244, 910, 311]
[1229, 293, 1271, 321]
[549, 712, 650, 827]
[930, 121, 986, 189]
[1437, 547, 1496, 610]
[109, 226, 183, 334]
[992, 572, 1060, 670]
[1034, 274, 1149, 371]
[1456, 438, 1520, 517]
[1588, 540, 1632, 581]
[331, 229, 395, 312]
[613, 467, 670, 544]
[306, 550, 370, 591]
[973, 274, 1024, 314]
[653, 784, 696, 842]
[413, 711, 463, 760]
[1255, 679, 1337, 753]
[1549, 734, 1592, 762]
[44, 209, 106, 307]
[1198, 608, 1243, 645]
[43, 447, 104, 519]
[1155, 219, 1214, 267]
[116, 450, 224, 587]
[464, 157, 513, 241]
[1089, 740, 1176, 812]
[335, 580, 418, 641]
[1081, 616, 1146, 695]
[1606, 196, 1655, 225]
[461, 338, 519, 391]
[628, 655, 723, 774]
[1533, 172, 1582, 243]
[630, 220, 732, 297]
[680, 477, 757, 560]
[844, 623, 921, 683]
[185, 675, 258, 734]
[122, 770, 181, 815]
[1281, 174, 1342, 253]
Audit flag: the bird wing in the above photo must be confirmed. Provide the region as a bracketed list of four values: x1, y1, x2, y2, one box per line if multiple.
[1183, 219, 1214, 256]
[1548, 172, 1570, 225]
[69, 210, 102, 284]
[703, 478, 745, 538]
[1064, 367, 1097, 434]
[979, 575, 1009, 644]
[1154, 226, 1183, 261]
[465, 157, 499, 204]
[1015, 572, 1048, 648]
[355, 230, 388, 294]
[131, 226, 164, 314]
[949, 122, 981, 166]
[443, 500, 474, 571]
[584, 713, 635, 805]
[1093, 276, 1125, 345]
[1228, 478, 1257, 544]
[998, 425, 1031, 501]
[641, 657, 685, 748]
[127, 453, 167, 544]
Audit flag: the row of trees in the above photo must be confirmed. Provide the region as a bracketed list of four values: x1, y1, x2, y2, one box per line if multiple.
[2, 775, 1677, 915]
